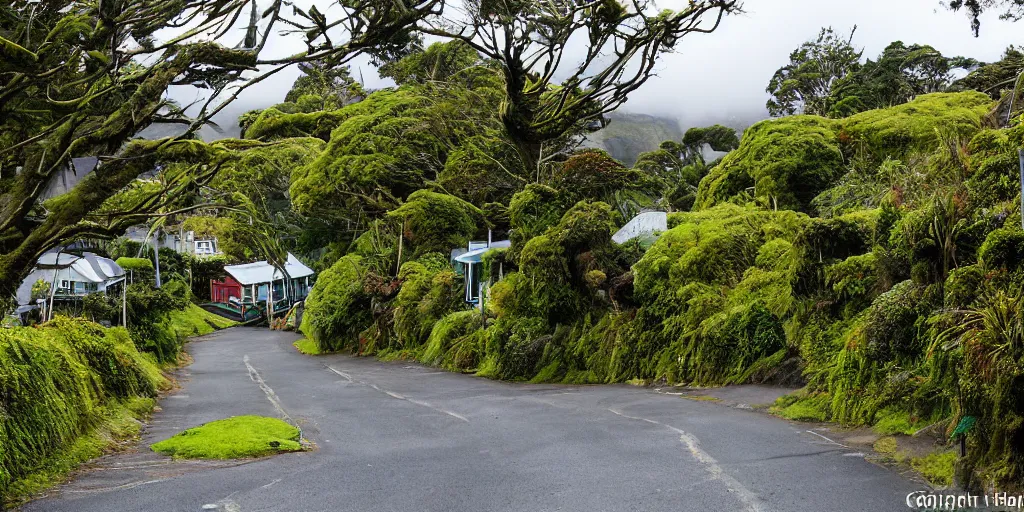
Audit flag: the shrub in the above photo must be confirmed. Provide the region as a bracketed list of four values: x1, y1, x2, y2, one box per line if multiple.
[392, 254, 464, 349]
[695, 115, 843, 212]
[301, 254, 372, 352]
[116, 257, 155, 284]
[507, 184, 568, 262]
[979, 228, 1024, 271]
[388, 190, 484, 258]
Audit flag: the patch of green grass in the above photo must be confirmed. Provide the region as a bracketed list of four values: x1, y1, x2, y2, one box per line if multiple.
[150, 415, 304, 459]
[873, 436, 899, 456]
[167, 304, 237, 340]
[773, 392, 830, 422]
[872, 408, 918, 435]
[911, 450, 958, 487]
[4, 398, 155, 506]
[293, 338, 322, 355]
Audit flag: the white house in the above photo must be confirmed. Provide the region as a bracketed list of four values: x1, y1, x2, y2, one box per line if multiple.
[218, 253, 315, 305]
[15, 252, 126, 306]
[453, 239, 511, 305]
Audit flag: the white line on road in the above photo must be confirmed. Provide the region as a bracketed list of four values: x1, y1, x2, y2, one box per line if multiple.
[326, 365, 469, 423]
[607, 408, 765, 512]
[244, 355, 294, 424]
[805, 430, 849, 448]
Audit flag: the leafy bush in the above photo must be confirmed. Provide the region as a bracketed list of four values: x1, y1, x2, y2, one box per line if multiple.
[116, 257, 155, 284]
[695, 115, 843, 212]
[388, 190, 484, 259]
[301, 254, 372, 352]
[979, 228, 1024, 271]
[0, 318, 165, 500]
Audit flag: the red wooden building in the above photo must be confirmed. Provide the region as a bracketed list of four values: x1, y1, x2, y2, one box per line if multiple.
[210, 275, 243, 304]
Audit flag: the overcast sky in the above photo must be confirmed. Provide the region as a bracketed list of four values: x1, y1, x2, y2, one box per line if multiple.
[196, 0, 1022, 134]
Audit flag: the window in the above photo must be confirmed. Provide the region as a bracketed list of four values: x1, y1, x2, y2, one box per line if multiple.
[195, 241, 213, 254]
[465, 263, 480, 303]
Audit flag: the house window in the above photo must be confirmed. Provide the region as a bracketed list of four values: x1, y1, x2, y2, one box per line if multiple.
[195, 240, 214, 254]
[465, 263, 481, 303]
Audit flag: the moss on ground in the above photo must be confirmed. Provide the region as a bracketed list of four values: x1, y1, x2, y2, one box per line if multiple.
[293, 338, 322, 355]
[872, 408, 919, 436]
[772, 391, 831, 422]
[150, 416, 304, 459]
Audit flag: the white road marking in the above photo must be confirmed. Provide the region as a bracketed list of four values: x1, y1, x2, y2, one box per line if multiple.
[326, 364, 469, 423]
[607, 408, 765, 512]
[260, 478, 282, 489]
[244, 355, 294, 424]
[805, 430, 849, 448]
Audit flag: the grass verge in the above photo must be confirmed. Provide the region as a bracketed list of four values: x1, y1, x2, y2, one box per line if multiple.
[168, 304, 238, 340]
[4, 398, 155, 506]
[293, 338, 321, 355]
[150, 415, 305, 459]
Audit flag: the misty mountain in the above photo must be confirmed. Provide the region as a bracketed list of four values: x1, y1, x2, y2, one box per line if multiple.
[583, 112, 683, 167]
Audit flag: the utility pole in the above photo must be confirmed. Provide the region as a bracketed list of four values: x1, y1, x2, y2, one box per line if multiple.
[1020, 149, 1024, 230]
[153, 228, 162, 288]
[122, 280, 127, 327]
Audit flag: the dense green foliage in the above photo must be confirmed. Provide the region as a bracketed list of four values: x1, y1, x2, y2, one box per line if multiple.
[696, 92, 992, 212]
[0, 318, 166, 502]
[295, 73, 1024, 489]
[766, 27, 862, 117]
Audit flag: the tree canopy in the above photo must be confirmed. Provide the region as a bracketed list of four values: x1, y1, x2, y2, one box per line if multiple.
[766, 27, 862, 117]
[0, 0, 442, 301]
[947, 0, 1024, 35]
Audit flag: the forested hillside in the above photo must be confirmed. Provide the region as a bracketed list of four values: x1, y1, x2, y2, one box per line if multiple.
[267, 42, 1024, 489]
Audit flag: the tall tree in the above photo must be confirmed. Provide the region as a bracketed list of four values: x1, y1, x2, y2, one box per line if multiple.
[766, 27, 862, 117]
[634, 125, 739, 210]
[0, 0, 441, 304]
[953, 45, 1024, 98]
[284, 61, 366, 111]
[418, 0, 740, 168]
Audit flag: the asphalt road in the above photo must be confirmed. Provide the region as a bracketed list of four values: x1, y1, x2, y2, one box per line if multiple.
[24, 327, 924, 512]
